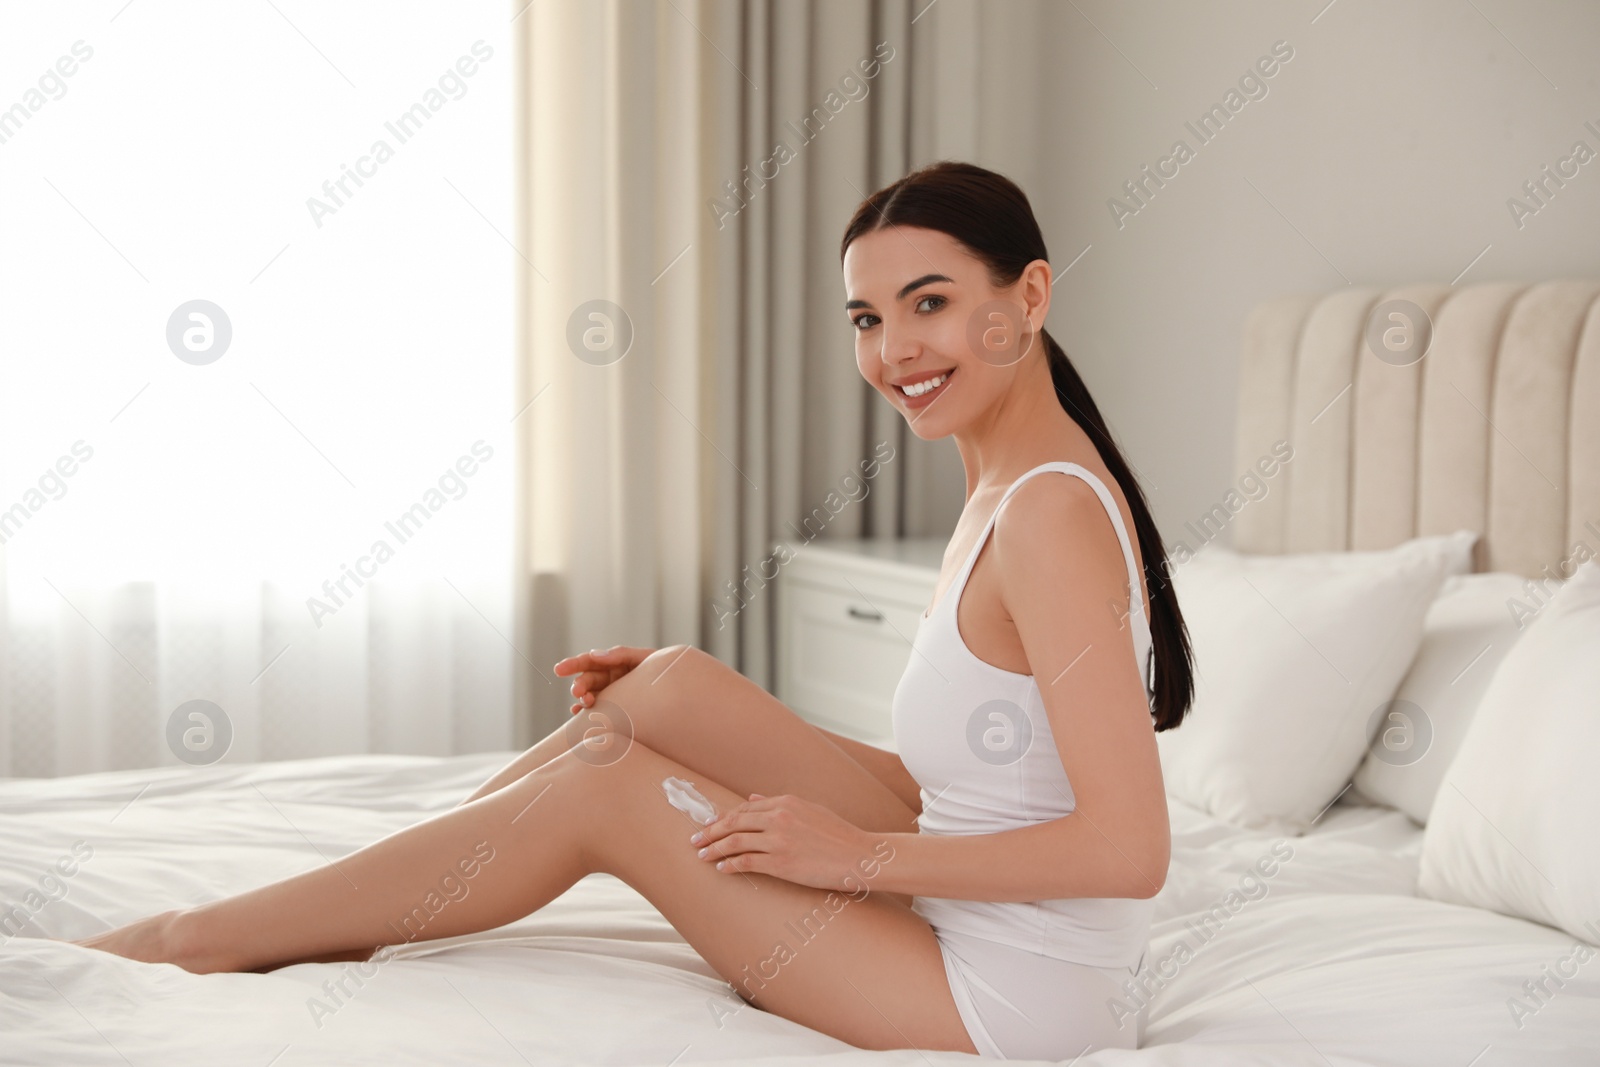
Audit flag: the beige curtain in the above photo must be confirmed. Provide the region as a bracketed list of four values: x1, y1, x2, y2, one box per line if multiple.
[513, 0, 1012, 741]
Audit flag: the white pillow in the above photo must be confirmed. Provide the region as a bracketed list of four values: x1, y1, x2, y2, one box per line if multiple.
[1350, 572, 1537, 825]
[1418, 557, 1600, 946]
[1157, 530, 1475, 835]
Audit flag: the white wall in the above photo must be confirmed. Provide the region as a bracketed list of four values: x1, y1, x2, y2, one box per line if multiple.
[912, 0, 1600, 546]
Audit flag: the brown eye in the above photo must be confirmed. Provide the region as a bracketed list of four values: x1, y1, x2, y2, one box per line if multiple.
[851, 313, 880, 330]
[914, 295, 946, 313]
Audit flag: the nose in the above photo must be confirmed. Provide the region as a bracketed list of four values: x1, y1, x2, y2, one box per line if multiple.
[879, 317, 922, 367]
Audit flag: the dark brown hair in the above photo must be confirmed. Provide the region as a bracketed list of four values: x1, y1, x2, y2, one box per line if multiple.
[841, 160, 1193, 731]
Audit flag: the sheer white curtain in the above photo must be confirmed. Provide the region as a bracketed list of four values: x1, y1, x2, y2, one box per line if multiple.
[0, 3, 516, 776]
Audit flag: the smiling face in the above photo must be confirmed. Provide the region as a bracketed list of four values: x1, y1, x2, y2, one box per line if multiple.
[842, 225, 1044, 439]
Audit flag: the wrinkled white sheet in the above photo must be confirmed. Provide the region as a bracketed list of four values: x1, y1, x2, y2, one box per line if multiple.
[2, 753, 1596, 1066]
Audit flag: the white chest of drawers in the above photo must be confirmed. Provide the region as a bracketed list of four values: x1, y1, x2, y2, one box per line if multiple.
[773, 537, 948, 746]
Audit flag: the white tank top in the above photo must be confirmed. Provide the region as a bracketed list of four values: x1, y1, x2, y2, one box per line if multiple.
[890, 461, 1157, 969]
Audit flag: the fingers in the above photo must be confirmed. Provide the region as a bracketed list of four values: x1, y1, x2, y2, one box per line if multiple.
[690, 800, 778, 846]
[691, 813, 731, 847]
[553, 662, 616, 707]
[582, 645, 651, 665]
[570, 669, 610, 700]
[553, 648, 610, 676]
[553, 646, 652, 689]
[697, 832, 768, 863]
[556, 646, 661, 712]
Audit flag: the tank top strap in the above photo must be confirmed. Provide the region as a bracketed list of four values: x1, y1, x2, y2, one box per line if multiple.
[945, 461, 1149, 632]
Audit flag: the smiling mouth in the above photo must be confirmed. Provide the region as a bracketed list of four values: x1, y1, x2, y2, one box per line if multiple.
[897, 369, 954, 400]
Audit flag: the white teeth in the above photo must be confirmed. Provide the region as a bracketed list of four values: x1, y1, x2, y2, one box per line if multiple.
[899, 372, 949, 398]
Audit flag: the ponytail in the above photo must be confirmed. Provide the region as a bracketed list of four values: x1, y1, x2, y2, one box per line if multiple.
[1042, 330, 1193, 730]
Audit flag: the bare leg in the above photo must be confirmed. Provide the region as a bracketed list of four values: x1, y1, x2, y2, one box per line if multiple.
[79, 736, 979, 1054]
[265, 646, 921, 971]
[463, 645, 922, 828]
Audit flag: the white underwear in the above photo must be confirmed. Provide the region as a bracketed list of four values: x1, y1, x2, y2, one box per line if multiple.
[935, 928, 1143, 1059]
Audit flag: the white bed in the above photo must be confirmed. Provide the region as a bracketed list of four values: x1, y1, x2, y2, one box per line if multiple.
[6, 278, 1600, 1065]
[3, 751, 1595, 1065]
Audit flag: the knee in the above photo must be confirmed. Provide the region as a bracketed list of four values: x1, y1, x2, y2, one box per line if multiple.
[595, 646, 713, 739]
[641, 643, 701, 677]
[623, 644, 716, 697]
[594, 645, 723, 743]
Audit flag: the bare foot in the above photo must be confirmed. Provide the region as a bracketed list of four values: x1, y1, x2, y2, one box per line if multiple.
[72, 910, 186, 967]
[73, 910, 385, 974]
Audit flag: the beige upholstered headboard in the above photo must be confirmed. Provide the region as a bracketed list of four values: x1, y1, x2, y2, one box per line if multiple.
[1232, 280, 1600, 578]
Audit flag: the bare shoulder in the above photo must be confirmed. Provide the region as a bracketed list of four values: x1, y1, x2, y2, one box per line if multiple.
[988, 469, 1133, 612]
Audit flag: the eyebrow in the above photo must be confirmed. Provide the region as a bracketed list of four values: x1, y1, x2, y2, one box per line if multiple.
[844, 272, 954, 310]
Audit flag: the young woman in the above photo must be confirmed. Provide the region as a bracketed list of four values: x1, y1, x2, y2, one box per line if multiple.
[75, 161, 1193, 1059]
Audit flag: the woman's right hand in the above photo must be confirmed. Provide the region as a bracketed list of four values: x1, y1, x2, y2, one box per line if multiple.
[552, 646, 656, 715]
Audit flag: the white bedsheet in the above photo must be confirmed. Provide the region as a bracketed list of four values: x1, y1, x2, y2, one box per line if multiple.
[2, 753, 1596, 1066]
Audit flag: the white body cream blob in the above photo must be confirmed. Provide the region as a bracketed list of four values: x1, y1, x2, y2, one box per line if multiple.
[662, 776, 719, 825]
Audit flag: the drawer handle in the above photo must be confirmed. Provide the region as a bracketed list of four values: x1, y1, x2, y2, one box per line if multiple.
[846, 605, 884, 623]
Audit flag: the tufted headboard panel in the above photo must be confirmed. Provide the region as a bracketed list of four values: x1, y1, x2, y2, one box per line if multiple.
[1232, 280, 1600, 578]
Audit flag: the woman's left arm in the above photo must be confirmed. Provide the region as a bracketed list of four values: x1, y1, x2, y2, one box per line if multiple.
[694, 474, 1171, 902]
[879, 474, 1172, 901]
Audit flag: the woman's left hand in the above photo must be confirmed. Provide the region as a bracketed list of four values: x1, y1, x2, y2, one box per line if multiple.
[690, 793, 892, 893]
